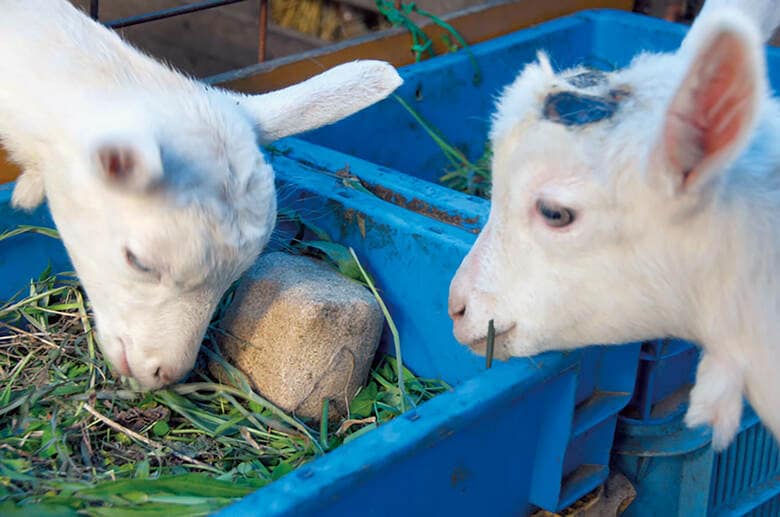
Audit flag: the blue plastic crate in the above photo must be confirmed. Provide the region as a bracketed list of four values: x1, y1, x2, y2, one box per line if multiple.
[622, 339, 700, 423]
[747, 493, 780, 517]
[301, 7, 780, 419]
[300, 10, 686, 185]
[226, 9, 684, 513]
[614, 407, 780, 516]
[299, 8, 780, 514]
[303, 9, 780, 186]
[0, 139, 639, 515]
[264, 141, 641, 512]
[615, 343, 779, 516]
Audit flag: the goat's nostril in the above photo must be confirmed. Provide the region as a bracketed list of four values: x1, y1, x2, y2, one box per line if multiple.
[449, 303, 467, 321]
[152, 366, 175, 386]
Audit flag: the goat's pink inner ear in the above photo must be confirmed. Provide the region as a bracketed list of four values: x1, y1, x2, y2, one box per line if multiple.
[94, 140, 163, 191]
[664, 30, 758, 191]
[98, 146, 137, 182]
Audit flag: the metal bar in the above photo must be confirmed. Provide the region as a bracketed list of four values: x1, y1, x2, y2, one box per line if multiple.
[104, 0, 249, 29]
[258, 0, 268, 62]
[90, 0, 100, 20]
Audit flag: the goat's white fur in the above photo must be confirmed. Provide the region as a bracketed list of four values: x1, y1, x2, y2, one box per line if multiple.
[0, 0, 402, 389]
[449, 0, 780, 450]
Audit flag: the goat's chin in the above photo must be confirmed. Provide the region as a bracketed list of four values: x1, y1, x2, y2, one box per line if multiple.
[462, 324, 517, 360]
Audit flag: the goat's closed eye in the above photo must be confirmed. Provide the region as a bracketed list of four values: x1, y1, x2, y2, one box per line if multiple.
[536, 199, 576, 228]
[123, 247, 156, 275]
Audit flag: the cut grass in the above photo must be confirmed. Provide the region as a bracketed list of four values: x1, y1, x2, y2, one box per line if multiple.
[0, 224, 451, 515]
[439, 143, 492, 199]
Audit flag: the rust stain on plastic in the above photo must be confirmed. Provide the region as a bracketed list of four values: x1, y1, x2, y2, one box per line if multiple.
[368, 183, 480, 232]
[334, 165, 480, 233]
[338, 206, 394, 247]
[357, 213, 366, 239]
[342, 207, 357, 226]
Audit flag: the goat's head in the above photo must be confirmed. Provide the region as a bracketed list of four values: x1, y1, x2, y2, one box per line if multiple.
[12, 61, 402, 389]
[448, 9, 767, 359]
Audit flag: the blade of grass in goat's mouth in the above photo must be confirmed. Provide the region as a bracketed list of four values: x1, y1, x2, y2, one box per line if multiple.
[486, 319, 495, 369]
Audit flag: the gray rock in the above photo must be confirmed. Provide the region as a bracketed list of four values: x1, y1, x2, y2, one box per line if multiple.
[213, 252, 383, 420]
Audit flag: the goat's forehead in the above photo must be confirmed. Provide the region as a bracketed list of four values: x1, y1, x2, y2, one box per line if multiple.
[492, 127, 593, 195]
[491, 50, 681, 143]
[489, 114, 637, 209]
[100, 195, 222, 249]
[490, 52, 681, 178]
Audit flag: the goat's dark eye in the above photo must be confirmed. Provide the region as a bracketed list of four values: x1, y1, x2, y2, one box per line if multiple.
[536, 200, 575, 228]
[123, 247, 154, 274]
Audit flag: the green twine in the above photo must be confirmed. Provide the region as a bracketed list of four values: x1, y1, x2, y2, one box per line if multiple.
[375, 0, 481, 84]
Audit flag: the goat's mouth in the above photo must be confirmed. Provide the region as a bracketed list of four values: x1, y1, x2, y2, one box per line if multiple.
[466, 323, 516, 358]
[114, 336, 134, 378]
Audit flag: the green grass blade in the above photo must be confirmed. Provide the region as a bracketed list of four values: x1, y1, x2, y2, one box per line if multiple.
[348, 248, 407, 412]
[320, 399, 329, 451]
[0, 225, 60, 242]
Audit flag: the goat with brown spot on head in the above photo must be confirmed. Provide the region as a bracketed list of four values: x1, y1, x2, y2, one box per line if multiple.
[449, 0, 780, 450]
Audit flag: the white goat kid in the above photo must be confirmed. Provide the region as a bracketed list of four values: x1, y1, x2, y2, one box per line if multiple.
[449, 0, 780, 450]
[0, 0, 401, 389]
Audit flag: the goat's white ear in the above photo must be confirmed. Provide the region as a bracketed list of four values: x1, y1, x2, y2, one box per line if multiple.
[652, 11, 765, 195]
[91, 134, 163, 192]
[235, 60, 402, 142]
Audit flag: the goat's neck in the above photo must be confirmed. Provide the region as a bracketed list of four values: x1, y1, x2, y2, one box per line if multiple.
[683, 104, 780, 364]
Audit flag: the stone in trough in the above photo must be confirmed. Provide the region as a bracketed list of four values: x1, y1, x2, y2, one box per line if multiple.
[213, 252, 383, 420]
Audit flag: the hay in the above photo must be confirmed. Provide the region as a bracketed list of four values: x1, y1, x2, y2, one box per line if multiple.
[0, 226, 450, 515]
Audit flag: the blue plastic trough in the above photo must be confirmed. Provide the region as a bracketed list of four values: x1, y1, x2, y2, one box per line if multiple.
[295, 7, 780, 515]
[0, 140, 639, 515]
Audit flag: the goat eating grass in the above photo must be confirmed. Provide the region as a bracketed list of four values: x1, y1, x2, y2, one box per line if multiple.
[0, 0, 402, 389]
[449, 0, 780, 450]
